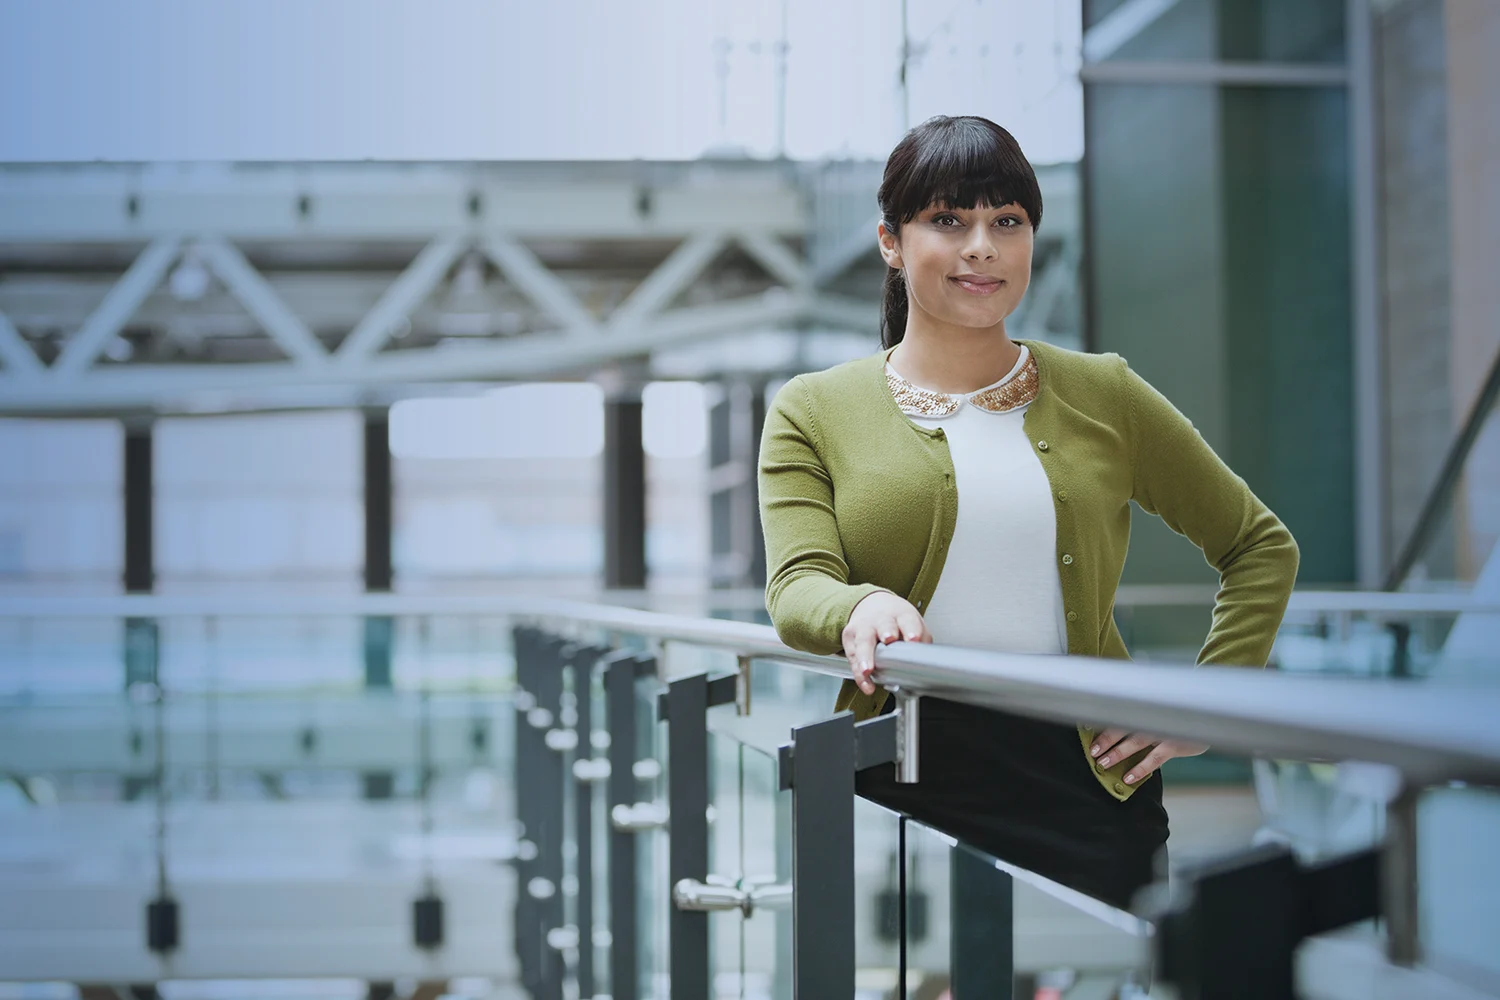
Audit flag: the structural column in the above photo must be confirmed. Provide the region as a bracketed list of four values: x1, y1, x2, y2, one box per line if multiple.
[122, 419, 157, 690]
[362, 409, 396, 801]
[604, 389, 647, 590]
[708, 380, 766, 592]
[121, 419, 160, 811]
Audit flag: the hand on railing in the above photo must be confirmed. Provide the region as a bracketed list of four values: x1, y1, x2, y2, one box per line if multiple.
[1090, 728, 1210, 787]
[843, 591, 932, 695]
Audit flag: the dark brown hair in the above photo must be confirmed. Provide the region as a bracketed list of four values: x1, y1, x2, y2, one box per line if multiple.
[877, 115, 1043, 348]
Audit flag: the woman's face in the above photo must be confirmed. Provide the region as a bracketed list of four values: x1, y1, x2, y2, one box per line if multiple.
[879, 201, 1034, 334]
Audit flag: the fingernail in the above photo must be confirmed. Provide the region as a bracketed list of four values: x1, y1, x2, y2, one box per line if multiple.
[1089, 744, 1100, 757]
[1124, 773, 1136, 784]
[1099, 756, 1111, 767]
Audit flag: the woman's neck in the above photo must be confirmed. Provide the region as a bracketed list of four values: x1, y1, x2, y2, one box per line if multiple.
[889, 321, 1022, 395]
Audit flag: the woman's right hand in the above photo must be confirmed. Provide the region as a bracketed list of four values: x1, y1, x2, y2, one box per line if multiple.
[842, 592, 932, 695]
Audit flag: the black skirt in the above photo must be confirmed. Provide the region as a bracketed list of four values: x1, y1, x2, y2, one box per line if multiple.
[854, 696, 1170, 912]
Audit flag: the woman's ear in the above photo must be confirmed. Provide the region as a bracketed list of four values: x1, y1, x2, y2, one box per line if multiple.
[877, 222, 903, 268]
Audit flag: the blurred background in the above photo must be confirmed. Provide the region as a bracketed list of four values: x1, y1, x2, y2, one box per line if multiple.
[0, 0, 1496, 998]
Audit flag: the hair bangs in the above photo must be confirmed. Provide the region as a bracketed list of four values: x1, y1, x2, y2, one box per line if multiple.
[879, 116, 1043, 231]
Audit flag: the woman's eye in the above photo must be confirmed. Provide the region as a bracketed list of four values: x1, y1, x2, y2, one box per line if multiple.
[934, 214, 960, 227]
[996, 216, 1020, 228]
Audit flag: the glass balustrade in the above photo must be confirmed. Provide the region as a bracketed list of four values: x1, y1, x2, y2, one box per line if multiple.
[0, 601, 1493, 998]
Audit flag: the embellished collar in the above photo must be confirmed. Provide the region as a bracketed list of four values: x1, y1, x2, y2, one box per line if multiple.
[885, 346, 1039, 417]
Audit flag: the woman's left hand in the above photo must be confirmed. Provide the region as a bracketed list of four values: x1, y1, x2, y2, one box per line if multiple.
[1090, 729, 1210, 786]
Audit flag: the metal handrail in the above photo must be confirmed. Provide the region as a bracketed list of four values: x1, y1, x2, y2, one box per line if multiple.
[1, 587, 1498, 618]
[3, 593, 1497, 786]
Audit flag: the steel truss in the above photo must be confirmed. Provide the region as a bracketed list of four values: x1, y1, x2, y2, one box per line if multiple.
[0, 161, 1079, 414]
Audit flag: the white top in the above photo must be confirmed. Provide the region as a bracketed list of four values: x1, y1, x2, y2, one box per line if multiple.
[886, 344, 1068, 654]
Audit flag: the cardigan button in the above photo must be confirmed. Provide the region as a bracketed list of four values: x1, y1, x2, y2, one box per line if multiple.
[1057, 490, 1068, 502]
[1113, 782, 1126, 795]
[1037, 440, 1049, 451]
[1062, 554, 1073, 565]
[1066, 611, 1078, 622]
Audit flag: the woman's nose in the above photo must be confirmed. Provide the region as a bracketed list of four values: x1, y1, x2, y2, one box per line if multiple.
[963, 230, 999, 260]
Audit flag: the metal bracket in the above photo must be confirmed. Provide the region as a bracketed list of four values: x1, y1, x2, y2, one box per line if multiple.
[895, 689, 921, 784]
[146, 896, 179, 954]
[610, 801, 669, 831]
[655, 671, 737, 721]
[412, 892, 444, 950]
[572, 757, 612, 782]
[736, 654, 752, 716]
[672, 875, 793, 916]
[778, 711, 898, 790]
[1148, 842, 1381, 999]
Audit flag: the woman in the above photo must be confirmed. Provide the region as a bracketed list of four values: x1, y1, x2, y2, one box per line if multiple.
[757, 115, 1299, 910]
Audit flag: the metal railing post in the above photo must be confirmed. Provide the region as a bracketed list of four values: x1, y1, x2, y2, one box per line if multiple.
[665, 672, 711, 1000]
[1383, 788, 1422, 965]
[605, 651, 657, 1000]
[511, 626, 543, 996]
[781, 713, 857, 999]
[566, 644, 604, 999]
[512, 630, 569, 1000]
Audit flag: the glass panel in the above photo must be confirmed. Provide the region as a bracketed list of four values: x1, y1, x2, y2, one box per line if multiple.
[854, 797, 902, 999]
[905, 817, 1162, 998]
[740, 740, 792, 1000]
[1419, 785, 1500, 980]
[904, 819, 954, 997]
[0, 612, 534, 990]
[1084, 0, 1347, 64]
[707, 730, 741, 997]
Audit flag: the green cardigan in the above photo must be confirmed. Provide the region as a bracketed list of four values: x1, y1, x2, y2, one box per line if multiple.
[757, 339, 1299, 801]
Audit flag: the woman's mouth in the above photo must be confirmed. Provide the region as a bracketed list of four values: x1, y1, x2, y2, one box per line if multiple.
[949, 274, 1004, 295]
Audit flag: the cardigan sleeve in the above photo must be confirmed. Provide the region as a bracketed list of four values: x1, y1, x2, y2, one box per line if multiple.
[758, 377, 892, 655]
[1122, 359, 1300, 668]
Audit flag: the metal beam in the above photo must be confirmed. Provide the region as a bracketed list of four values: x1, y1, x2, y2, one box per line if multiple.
[481, 236, 599, 332]
[0, 164, 806, 243]
[1348, 0, 1386, 589]
[52, 237, 181, 375]
[196, 238, 328, 366]
[736, 231, 808, 290]
[610, 233, 726, 329]
[1080, 61, 1349, 86]
[0, 291, 803, 412]
[0, 308, 41, 374]
[803, 292, 879, 334]
[811, 212, 881, 287]
[336, 236, 469, 362]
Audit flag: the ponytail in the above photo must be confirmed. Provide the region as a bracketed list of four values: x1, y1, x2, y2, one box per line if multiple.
[880, 253, 908, 349]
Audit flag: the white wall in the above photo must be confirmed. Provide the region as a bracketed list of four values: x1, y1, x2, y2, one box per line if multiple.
[0, 0, 1084, 164]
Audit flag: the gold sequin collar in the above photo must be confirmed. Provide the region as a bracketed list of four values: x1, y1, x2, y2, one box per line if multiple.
[885, 348, 1039, 417]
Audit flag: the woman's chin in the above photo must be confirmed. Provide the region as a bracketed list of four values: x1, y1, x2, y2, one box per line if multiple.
[941, 308, 1012, 332]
